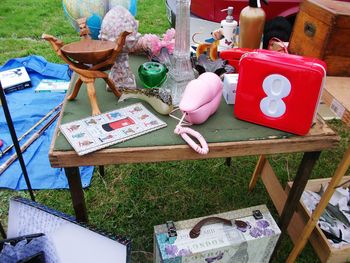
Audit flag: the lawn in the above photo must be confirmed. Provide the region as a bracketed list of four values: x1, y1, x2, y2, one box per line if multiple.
[0, 0, 350, 262]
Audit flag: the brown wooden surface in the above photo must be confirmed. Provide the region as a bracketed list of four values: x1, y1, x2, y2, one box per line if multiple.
[49, 134, 338, 167]
[49, 114, 338, 168]
[289, 10, 331, 58]
[65, 167, 88, 222]
[44, 32, 129, 116]
[302, 0, 350, 26]
[289, 0, 350, 76]
[61, 39, 116, 64]
[249, 155, 266, 191]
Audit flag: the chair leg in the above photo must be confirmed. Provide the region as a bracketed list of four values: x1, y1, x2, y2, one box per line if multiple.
[249, 155, 266, 191]
[67, 77, 83, 100]
[104, 77, 122, 97]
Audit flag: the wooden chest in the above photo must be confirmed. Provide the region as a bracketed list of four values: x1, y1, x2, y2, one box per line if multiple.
[288, 0, 350, 76]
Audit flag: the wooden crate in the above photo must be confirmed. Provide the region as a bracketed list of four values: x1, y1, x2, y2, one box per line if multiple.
[322, 77, 350, 126]
[288, 0, 350, 76]
[286, 176, 350, 263]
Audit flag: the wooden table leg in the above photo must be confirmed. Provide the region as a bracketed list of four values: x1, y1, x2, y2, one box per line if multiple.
[65, 167, 88, 222]
[286, 146, 350, 263]
[279, 151, 321, 232]
[225, 157, 231, 166]
[269, 151, 321, 261]
[249, 155, 266, 191]
[99, 165, 105, 177]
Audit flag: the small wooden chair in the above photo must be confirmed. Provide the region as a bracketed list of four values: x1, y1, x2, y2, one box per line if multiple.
[249, 146, 350, 262]
[43, 21, 130, 116]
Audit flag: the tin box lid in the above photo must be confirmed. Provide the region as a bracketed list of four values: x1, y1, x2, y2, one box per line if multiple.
[7, 197, 131, 263]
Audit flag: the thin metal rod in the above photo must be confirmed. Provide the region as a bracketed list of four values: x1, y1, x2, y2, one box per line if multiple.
[0, 102, 62, 157]
[0, 111, 60, 175]
[0, 82, 35, 201]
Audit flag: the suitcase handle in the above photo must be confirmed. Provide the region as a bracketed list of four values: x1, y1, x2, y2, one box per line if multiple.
[189, 217, 232, 239]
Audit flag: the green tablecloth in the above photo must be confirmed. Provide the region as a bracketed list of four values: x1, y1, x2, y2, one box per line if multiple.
[54, 55, 291, 151]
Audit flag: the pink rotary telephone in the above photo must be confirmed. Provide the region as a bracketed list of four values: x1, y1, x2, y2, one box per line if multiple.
[174, 72, 223, 154]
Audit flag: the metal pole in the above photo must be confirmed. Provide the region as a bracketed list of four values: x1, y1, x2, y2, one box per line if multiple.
[0, 82, 35, 201]
[0, 103, 62, 157]
[0, 111, 60, 175]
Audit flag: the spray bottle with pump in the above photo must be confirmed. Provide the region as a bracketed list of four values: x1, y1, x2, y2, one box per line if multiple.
[218, 7, 238, 51]
[239, 0, 268, 49]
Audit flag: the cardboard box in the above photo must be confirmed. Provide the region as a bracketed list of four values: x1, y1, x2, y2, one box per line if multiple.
[154, 205, 280, 263]
[0, 67, 32, 93]
[223, 73, 238, 104]
[322, 77, 350, 126]
[286, 176, 350, 263]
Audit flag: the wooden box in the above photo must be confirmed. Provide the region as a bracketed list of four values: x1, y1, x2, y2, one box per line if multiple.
[322, 76, 350, 126]
[288, 0, 350, 76]
[286, 176, 350, 263]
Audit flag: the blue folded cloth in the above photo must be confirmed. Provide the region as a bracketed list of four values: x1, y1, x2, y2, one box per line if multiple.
[0, 55, 94, 190]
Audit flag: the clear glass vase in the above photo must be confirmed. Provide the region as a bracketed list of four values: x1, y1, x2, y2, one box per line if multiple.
[168, 0, 194, 106]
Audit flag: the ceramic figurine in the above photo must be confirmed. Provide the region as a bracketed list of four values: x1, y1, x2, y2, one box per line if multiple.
[99, 6, 141, 89]
[99, 6, 176, 90]
[119, 88, 173, 115]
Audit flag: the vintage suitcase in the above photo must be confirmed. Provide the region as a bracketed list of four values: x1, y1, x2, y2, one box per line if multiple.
[288, 0, 350, 76]
[234, 49, 326, 135]
[154, 205, 281, 263]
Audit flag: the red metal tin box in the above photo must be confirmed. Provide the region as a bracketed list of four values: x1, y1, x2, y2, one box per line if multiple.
[234, 50, 326, 135]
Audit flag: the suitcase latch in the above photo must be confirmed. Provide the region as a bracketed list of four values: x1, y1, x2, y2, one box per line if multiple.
[166, 220, 177, 244]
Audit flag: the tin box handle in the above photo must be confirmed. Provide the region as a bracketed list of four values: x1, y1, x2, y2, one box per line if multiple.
[304, 22, 316, 37]
[189, 217, 232, 239]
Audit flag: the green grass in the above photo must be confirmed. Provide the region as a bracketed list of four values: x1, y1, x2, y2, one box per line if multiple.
[1, 1, 350, 262]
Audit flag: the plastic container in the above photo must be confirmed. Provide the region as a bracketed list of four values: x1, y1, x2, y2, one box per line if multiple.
[234, 49, 326, 135]
[218, 7, 238, 51]
[238, 0, 267, 49]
